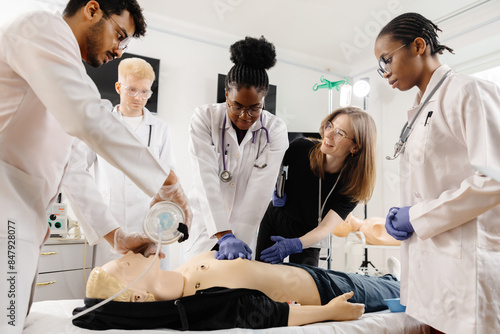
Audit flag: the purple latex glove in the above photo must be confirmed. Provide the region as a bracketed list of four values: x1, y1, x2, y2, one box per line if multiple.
[272, 189, 287, 207]
[385, 206, 413, 241]
[260, 236, 303, 264]
[215, 233, 252, 260]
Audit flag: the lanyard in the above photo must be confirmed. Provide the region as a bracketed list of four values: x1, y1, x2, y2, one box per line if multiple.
[318, 167, 343, 223]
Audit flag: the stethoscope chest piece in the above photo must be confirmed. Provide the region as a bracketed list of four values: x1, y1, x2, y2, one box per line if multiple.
[220, 170, 232, 182]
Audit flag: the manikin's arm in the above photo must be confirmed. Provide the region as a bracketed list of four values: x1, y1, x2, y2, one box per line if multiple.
[299, 210, 343, 248]
[287, 292, 364, 326]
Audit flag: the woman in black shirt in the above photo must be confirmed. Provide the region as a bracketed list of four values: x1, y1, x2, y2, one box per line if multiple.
[256, 106, 377, 266]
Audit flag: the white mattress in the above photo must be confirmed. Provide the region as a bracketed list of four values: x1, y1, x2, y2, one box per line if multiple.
[24, 299, 430, 333]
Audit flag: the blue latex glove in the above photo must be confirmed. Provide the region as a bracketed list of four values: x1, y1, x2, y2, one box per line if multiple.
[272, 190, 287, 207]
[385, 206, 414, 241]
[260, 236, 303, 264]
[215, 233, 252, 260]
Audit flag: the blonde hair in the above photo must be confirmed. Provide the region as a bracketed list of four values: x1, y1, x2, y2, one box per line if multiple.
[118, 57, 155, 82]
[86, 267, 155, 302]
[309, 106, 377, 202]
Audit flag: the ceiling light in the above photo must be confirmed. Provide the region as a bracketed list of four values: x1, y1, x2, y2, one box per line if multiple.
[353, 79, 370, 98]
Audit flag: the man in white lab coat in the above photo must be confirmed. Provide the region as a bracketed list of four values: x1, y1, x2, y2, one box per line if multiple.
[88, 57, 177, 269]
[0, 1, 190, 333]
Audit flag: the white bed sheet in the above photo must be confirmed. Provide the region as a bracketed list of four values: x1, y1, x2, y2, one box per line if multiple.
[24, 299, 430, 334]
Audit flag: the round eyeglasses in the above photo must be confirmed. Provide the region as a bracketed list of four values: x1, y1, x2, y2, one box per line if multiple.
[119, 83, 153, 99]
[109, 16, 131, 51]
[377, 44, 407, 78]
[226, 100, 263, 118]
[324, 121, 354, 143]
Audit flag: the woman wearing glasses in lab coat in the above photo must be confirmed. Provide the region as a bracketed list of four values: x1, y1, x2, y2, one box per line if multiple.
[183, 36, 288, 261]
[375, 12, 500, 334]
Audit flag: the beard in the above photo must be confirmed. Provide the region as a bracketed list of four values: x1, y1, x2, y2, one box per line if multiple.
[85, 18, 106, 68]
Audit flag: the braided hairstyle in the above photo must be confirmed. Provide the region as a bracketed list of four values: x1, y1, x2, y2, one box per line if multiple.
[378, 12, 454, 56]
[225, 36, 277, 95]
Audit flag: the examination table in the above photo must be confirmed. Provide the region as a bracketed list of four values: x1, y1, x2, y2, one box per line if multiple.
[24, 299, 430, 333]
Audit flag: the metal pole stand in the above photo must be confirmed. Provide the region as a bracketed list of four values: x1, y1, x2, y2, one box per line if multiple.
[358, 248, 379, 276]
[313, 76, 348, 114]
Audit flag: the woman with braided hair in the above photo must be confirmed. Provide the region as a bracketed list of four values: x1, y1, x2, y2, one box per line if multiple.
[375, 12, 500, 334]
[183, 36, 288, 261]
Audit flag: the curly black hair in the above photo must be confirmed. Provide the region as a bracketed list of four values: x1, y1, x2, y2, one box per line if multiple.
[225, 36, 277, 94]
[63, 0, 146, 37]
[378, 12, 453, 56]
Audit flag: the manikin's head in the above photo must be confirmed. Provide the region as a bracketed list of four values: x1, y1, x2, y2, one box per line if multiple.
[115, 57, 155, 117]
[86, 251, 183, 302]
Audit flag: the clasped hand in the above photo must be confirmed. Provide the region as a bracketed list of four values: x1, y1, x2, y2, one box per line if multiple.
[112, 228, 164, 258]
[215, 233, 252, 260]
[385, 206, 413, 241]
[260, 236, 302, 264]
[151, 180, 192, 237]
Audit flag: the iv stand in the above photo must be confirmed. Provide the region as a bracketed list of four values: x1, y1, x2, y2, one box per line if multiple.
[313, 76, 348, 114]
[357, 91, 379, 275]
[313, 76, 348, 269]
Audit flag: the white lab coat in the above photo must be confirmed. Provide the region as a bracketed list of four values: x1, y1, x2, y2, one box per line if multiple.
[0, 11, 168, 333]
[399, 65, 500, 334]
[183, 103, 288, 259]
[89, 106, 176, 267]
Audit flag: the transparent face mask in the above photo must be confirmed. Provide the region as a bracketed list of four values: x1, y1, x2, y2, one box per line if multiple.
[143, 202, 186, 245]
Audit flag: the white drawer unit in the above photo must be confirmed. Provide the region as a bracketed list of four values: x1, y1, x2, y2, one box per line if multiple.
[34, 239, 94, 302]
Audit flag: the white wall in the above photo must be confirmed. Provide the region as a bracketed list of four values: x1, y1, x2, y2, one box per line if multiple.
[125, 23, 343, 194]
[474, 64, 500, 87]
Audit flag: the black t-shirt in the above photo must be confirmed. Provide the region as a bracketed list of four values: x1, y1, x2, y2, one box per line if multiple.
[281, 137, 357, 230]
[72, 287, 289, 331]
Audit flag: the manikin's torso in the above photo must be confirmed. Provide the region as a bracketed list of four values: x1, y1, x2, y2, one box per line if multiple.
[174, 252, 321, 305]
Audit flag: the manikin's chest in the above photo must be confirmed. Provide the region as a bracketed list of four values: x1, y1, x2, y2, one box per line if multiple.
[180, 257, 263, 297]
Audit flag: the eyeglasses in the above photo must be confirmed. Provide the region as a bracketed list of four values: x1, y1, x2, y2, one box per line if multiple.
[226, 100, 263, 118]
[377, 44, 406, 77]
[109, 16, 131, 51]
[324, 121, 354, 143]
[119, 83, 153, 99]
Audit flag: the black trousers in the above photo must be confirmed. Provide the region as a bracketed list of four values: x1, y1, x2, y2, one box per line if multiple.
[256, 202, 321, 266]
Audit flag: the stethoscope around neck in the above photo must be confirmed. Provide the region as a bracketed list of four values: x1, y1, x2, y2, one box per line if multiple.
[220, 113, 270, 182]
[387, 69, 452, 160]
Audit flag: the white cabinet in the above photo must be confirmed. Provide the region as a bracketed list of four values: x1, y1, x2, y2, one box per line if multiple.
[34, 239, 94, 302]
